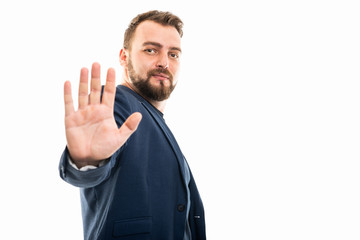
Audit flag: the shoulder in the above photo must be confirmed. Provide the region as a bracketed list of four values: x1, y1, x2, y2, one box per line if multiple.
[114, 85, 143, 109]
[112, 85, 142, 125]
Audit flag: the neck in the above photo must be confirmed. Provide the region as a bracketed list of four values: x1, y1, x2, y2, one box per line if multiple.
[121, 74, 167, 113]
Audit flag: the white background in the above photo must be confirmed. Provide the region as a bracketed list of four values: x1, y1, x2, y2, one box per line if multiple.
[0, 0, 359, 239]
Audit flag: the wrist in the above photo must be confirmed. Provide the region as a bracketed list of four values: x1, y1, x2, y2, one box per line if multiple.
[67, 150, 100, 168]
[72, 160, 99, 169]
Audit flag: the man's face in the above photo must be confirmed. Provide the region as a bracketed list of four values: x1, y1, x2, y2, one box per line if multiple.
[126, 20, 182, 101]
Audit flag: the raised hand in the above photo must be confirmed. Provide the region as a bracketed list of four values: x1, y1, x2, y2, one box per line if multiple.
[64, 62, 142, 168]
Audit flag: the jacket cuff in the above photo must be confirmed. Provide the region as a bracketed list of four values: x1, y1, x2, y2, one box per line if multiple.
[59, 147, 119, 188]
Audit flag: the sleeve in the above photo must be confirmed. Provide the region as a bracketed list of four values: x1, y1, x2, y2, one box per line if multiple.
[68, 156, 108, 171]
[59, 146, 123, 188]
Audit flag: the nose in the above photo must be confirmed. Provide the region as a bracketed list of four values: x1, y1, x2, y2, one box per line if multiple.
[156, 52, 169, 69]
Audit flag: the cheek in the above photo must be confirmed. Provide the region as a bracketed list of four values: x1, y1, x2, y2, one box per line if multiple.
[170, 63, 180, 78]
[133, 57, 153, 76]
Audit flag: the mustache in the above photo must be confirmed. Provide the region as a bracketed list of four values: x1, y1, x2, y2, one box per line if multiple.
[147, 68, 173, 81]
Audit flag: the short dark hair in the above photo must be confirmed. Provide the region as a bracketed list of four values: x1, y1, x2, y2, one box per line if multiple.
[123, 10, 183, 50]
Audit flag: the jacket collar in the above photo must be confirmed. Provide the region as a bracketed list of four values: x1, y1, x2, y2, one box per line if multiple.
[118, 85, 187, 186]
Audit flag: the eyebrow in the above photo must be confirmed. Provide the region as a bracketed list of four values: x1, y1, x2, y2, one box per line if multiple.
[142, 41, 182, 53]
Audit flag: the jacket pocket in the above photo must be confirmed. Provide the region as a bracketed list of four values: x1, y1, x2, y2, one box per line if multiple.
[112, 217, 152, 237]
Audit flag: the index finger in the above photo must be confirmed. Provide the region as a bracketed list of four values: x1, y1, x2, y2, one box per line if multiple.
[101, 68, 116, 109]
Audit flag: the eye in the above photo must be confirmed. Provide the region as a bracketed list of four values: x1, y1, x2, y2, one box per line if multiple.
[144, 49, 156, 55]
[169, 52, 180, 59]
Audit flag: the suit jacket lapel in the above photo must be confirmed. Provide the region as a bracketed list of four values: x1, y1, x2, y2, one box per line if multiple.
[141, 102, 187, 185]
[118, 85, 187, 186]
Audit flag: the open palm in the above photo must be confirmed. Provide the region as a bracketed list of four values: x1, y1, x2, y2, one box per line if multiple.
[64, 63, 142, 168]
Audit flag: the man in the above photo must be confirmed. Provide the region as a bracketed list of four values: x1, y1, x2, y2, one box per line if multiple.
[59, 10, 206, 240]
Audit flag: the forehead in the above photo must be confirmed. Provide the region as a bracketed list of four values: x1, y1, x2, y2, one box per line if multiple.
[131, 20, 181, 49]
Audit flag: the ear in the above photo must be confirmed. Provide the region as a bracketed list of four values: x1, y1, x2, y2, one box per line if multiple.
[119, 48, 128, 67]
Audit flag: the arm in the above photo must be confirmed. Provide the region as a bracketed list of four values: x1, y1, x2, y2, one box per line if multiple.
[60, 63, 142, 187]
[59, 146, 121, 188]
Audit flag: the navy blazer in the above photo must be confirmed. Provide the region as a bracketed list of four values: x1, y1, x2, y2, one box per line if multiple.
[59, 85, 206, 240]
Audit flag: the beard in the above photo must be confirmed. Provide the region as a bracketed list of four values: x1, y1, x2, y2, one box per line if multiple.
[127, 58, 176, 101]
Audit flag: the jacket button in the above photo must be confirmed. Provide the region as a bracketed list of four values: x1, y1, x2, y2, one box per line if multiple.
[177, 204, 185, 212]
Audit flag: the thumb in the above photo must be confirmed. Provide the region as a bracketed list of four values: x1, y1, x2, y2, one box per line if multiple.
[118, 112, 142, 139]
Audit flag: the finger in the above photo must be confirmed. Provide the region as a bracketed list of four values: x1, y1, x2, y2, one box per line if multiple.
[117, 112, 142, 143]
[102, 68, 116, 108]
[89, 62, 101, 105]
[64, 81, 75, 117]
[78, 67, 89, 109]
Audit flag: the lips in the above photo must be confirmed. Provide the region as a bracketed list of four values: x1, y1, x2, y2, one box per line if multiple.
[152, 73, 169, 79]
[152, 73, 170, 81]
[147, 68, 173, 83]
